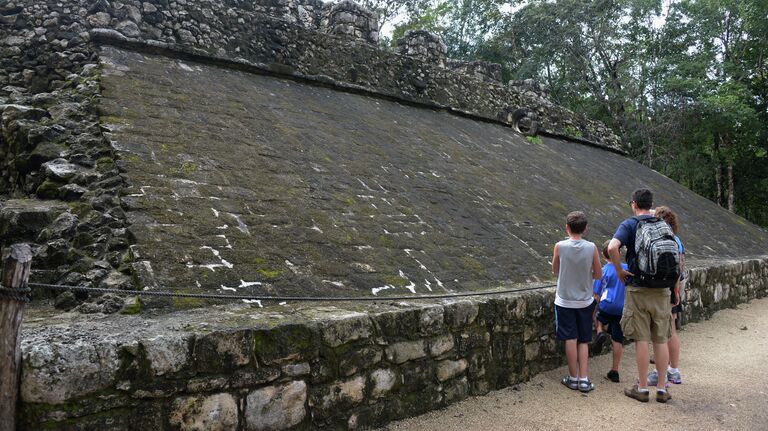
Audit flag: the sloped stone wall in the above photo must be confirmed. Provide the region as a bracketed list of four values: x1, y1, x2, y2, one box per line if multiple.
[17, 256, 768, 430]
[1, 0, 623, 152]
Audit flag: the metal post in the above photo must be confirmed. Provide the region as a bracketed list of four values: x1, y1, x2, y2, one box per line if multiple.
[0, 244, 32, 431]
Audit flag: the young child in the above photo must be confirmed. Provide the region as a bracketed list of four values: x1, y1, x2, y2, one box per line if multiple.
[552, 211, 603, 393]
[647, 205, 685, 386]
[591, 239, 628, 382]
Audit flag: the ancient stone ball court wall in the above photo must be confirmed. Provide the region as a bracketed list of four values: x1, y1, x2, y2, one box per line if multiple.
[1, 0, 768, 429]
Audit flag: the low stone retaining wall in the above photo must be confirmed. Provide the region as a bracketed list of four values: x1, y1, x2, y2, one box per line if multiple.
[17, 256, 768, 430]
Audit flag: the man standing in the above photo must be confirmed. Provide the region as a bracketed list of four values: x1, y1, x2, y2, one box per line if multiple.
[608, 188, 674, 403]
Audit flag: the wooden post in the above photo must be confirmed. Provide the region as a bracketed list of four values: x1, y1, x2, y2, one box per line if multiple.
[0, 243, 32, 431]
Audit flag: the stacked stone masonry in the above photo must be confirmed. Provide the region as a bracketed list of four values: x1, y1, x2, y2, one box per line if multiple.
[2, 0, 619, 304]
[18, 257, 768, 429]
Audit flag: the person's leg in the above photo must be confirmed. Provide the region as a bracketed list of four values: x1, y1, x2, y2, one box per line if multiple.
[653, 341, 670, 389]
[669, 313, 680, 368]
[578, 342, 589, 378]
[611, 340, 623, 371]
[565, 339, 578, 378]
[635, 340, 650, 390]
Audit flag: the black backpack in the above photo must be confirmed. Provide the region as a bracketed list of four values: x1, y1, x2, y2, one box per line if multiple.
[632, 216, 680, 288]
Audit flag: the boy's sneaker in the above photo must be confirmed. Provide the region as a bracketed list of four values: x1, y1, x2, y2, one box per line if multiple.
[656, 390, 672, 403]
[646, 369, 670, 388]
[667, 369, 683, 384]
[624, 385, 649, 402]
[561, 376, 578, 390]
[591, 332, 609, 355]
[606, 370, 620, 383]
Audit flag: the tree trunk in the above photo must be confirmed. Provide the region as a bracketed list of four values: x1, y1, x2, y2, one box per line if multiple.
[0, 244, 33, 431]
[715, 163, 723, 206]
[714, 134, 723, 206]
[728, 163, 735, 212]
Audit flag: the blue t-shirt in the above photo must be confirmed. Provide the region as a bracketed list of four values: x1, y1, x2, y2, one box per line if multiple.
[612, 214, 655, 281]
[593, 263, 628, 316]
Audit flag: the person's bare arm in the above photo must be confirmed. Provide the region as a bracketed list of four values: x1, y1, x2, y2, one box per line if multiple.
[552, 243, 560, 275]
[591, 245, 602, 280]
[608, 238, 633, 283]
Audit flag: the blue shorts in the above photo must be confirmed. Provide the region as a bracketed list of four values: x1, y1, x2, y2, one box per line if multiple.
[555, 302, 596, 343]
[596, 310, 624, 343]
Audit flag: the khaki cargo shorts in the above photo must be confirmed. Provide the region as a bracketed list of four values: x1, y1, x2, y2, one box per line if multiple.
[620, 286, 672, 343]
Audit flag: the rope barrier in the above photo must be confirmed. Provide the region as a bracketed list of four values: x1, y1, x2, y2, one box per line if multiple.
[26, 282, 556, 302]
[0, 286, 31, 303]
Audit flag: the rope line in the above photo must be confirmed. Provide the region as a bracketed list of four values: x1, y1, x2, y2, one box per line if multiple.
[26, 282, 556, 302]
[0, 286, 31, 303]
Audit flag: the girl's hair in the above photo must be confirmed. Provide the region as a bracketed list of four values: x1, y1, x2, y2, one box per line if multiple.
[601, 239, 611, 260]
[654, 205, 679, 234]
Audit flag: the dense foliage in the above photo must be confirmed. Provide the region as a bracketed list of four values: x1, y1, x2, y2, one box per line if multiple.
[375, 0, 768, 226]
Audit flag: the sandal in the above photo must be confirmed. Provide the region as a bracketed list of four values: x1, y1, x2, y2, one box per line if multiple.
[578, 379, 595, 393]
[561, 376, 578, 390]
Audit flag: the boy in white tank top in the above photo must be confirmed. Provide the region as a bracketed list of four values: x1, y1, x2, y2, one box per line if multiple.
[552, 211, 603, 392]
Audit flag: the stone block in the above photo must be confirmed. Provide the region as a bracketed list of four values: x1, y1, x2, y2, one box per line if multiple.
[246, 381, 307, 431]
[316, 376, 365, 410]
[169, 393, 238, 431]
[385, 340, 426, 364]
[443, 376, 469, 403]
[339, 346, 382, 376]
[253, 324, 319, 365]
[419, 305, 445, 335]
[444, 300, 479, 329]
[21, 340, 119, 404]
[282, 362, 311, 377]
[142, 334, 191, 376]
[428, 334, 455, 357]
[193, 330, 253, 371]
[436, 359, 467, 382]
[319, 313, 372, 347]
[370, 368, 397, 398]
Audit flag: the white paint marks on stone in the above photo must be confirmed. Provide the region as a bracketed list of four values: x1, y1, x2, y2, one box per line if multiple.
[322, 280, 345, 287]
[195, 280, 201, 288]
[310, 219, 323, 233]
[208, 196, 222, 200]
[279, 302, 288, 306]
[239, 280, 262, 288]
[216, 224, 228, 230]
[211, 208, 220, 217]
[128, 186, 151, 197]
[357, 178, 375, 191]
[399, 270, 416, 294]
[242, 299, 263, 307]
[372, 285, 395, 295]
[431, 171, 441, 178]
[424, 278, 433, 291]
[226, 213, 250, 235]
[187, 246, 234, 271]
[220, 285, 237, 292]
[216, 234, 232, 249]
[177, 61, 195, 72]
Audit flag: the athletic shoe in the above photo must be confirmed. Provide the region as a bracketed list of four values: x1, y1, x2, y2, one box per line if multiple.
[667, 369, 682, 384]
[656, 390, 672, 403]
[606, 370, 620, 383]
[624, 384, 649, 402]
[647, 369, 670, 388]
[578, 379, 595, 393]
[561, 376, 578, 390]
[591, 332, 609, 355]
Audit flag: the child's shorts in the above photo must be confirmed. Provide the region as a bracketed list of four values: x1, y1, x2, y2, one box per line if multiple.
[555, 302, 596, 343]
[596, 310, 624, 343]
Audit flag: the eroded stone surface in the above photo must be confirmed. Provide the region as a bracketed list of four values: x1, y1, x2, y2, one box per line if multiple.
[245, 381, 307, 431]
[169, 393, 239, 431]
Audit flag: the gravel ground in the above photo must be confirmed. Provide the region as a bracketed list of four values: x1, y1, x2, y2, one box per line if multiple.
[380, 297, 768, 431]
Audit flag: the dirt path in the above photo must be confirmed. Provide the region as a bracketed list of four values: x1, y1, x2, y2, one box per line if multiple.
[380, 297, 768, 431]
